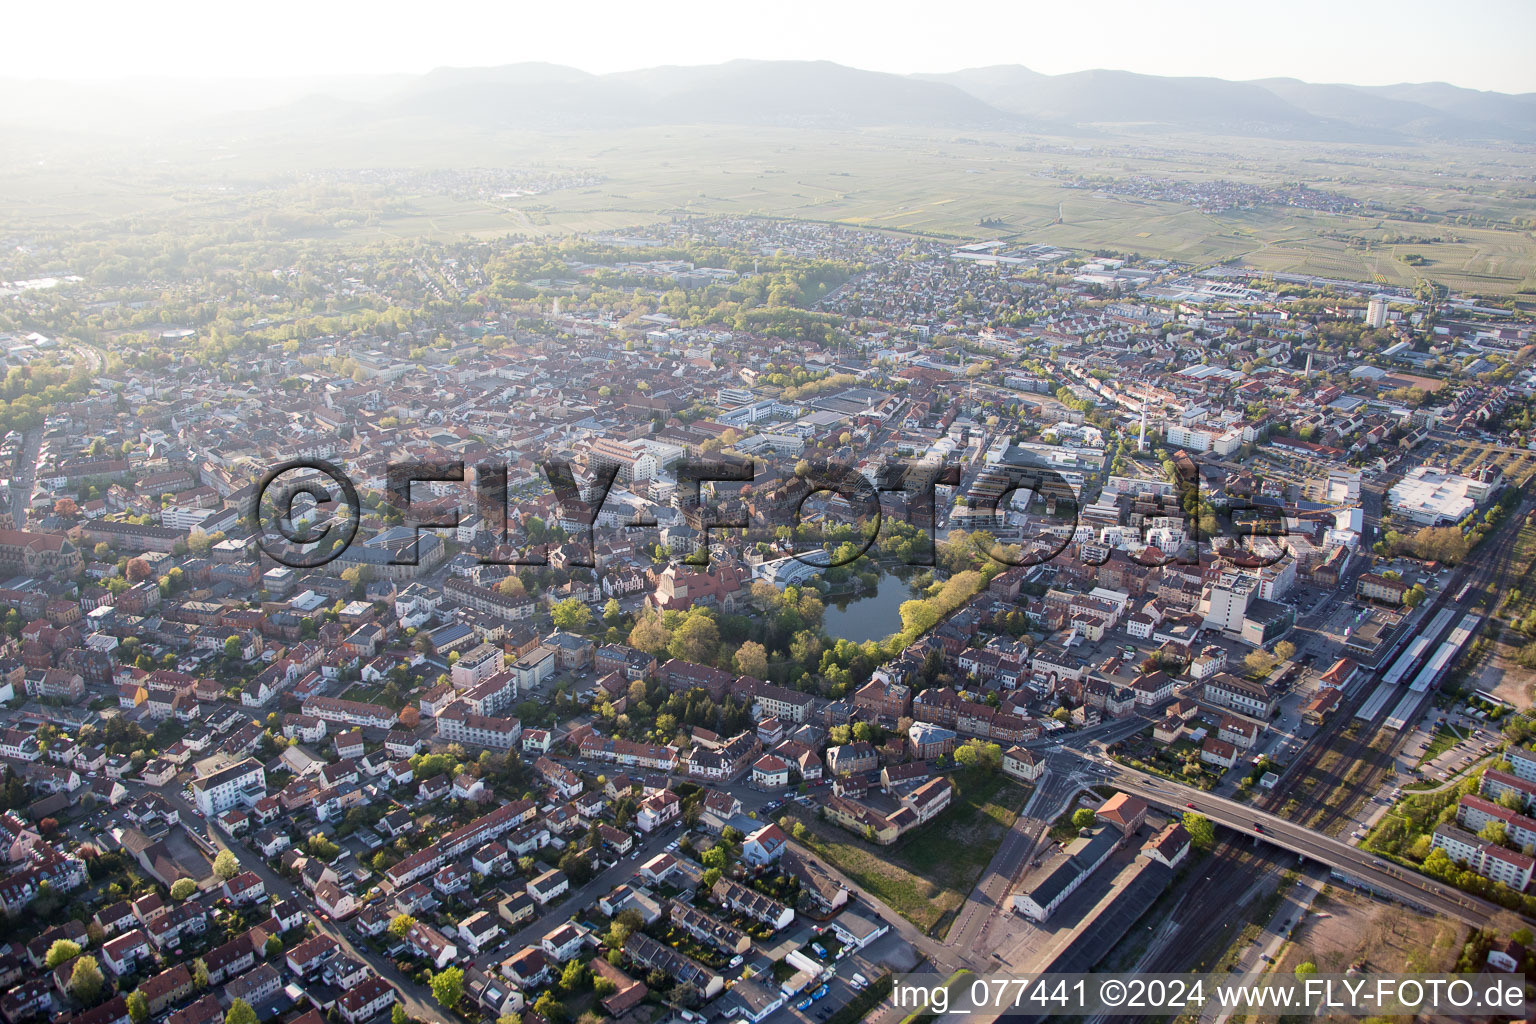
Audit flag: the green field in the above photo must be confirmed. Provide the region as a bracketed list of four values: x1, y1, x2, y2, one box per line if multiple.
[785, 768, 1028, 937]
[6, 123, 1536, 296]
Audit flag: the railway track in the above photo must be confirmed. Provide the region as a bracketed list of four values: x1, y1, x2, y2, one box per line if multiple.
[1267, 497, 1529, 837]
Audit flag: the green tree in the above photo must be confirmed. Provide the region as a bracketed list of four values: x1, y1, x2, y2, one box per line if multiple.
[1295, 962, 1317, 978]
[1183, 811, 1216, 850]
[668, 613, 720, 664]
[389, 914, 416, 938]
[1478, 820, 1508, 845]
[213, 849, 239, 881]
[1244, 649, 1278, 678]
[225, 999, 258, 1024]
[559, 958, 587, 992]
[170, 877, 197, 900]
[126, 990, 149, 1024]
[431, 967, 464, 1011]
[192, 959, 209, 990]
[264, 935, 284, 959]
[735, 640, 769, 679]
[307, 833, 339, 860]
[46, 939, 82, 969]
[551, 598, 592, 631]
[392, 1006, 411, 1024]
[628, 614, 671, 655]
[1071, 808, 1097, 831]
[532, 992, 563, 1023]
[69, 956, 104, 1004]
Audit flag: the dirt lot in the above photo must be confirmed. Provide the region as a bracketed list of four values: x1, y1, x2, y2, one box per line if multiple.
[1274, 887, 1463, 976]
[1467, 635, 1536, 707]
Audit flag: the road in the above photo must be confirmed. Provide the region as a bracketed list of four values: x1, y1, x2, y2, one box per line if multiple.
[8, 428, 40, 527]
[785, 845, 964, 974]
[893, 710, 1154, 967]
[140, 781, 452, 1024]
[946, 749, 1108, 956]
[937, 712, 1152, 961]
[1205, 867, 1326, 1024]
[482, 820, 695, 967]
[1065, 485, 1536, 988]
[1088, 755, 1522, 927]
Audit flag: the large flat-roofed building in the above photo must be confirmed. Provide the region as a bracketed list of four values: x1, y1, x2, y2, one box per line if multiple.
[1240, 597, 1295, 647]
[1388, 465, 1498, 527]
[1201, 573, 1256, 633]
[451, 643, 504, 688]
[1342, 607, 1405, 664]
[1201, 571, 1294, 646]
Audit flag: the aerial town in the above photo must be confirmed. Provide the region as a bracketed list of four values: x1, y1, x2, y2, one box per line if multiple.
[0, 205, 1535, 1024]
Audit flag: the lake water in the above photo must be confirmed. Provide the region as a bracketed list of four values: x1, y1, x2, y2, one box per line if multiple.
[822, 573, 914, 644]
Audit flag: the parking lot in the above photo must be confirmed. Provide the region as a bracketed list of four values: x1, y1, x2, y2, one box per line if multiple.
[1343, 704, 1504, 845]
[1401, 704, 1502, 783]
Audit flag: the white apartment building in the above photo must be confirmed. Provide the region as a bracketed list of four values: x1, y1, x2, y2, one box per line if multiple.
[191, 758, 266, 817]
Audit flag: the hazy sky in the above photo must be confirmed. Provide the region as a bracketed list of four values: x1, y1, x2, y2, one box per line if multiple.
[12, 0, 1536, 94]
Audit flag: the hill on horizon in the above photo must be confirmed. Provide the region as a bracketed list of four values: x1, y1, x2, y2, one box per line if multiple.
[1, 59, 1533, 142]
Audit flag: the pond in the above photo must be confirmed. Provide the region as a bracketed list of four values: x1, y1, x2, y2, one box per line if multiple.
[821, 573, 915, 644]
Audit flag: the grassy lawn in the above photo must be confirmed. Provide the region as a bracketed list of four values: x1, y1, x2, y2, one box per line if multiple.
[785, 769, 1029, 937]
[1415, 724, 1463, 768]
[1364, 776, 1474, 861]
[339, 681, 386, 704]
[1048, 800, 1093, 843]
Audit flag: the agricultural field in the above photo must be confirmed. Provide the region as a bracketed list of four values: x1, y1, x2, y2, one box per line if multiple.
[6, 123, 1536, 295]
